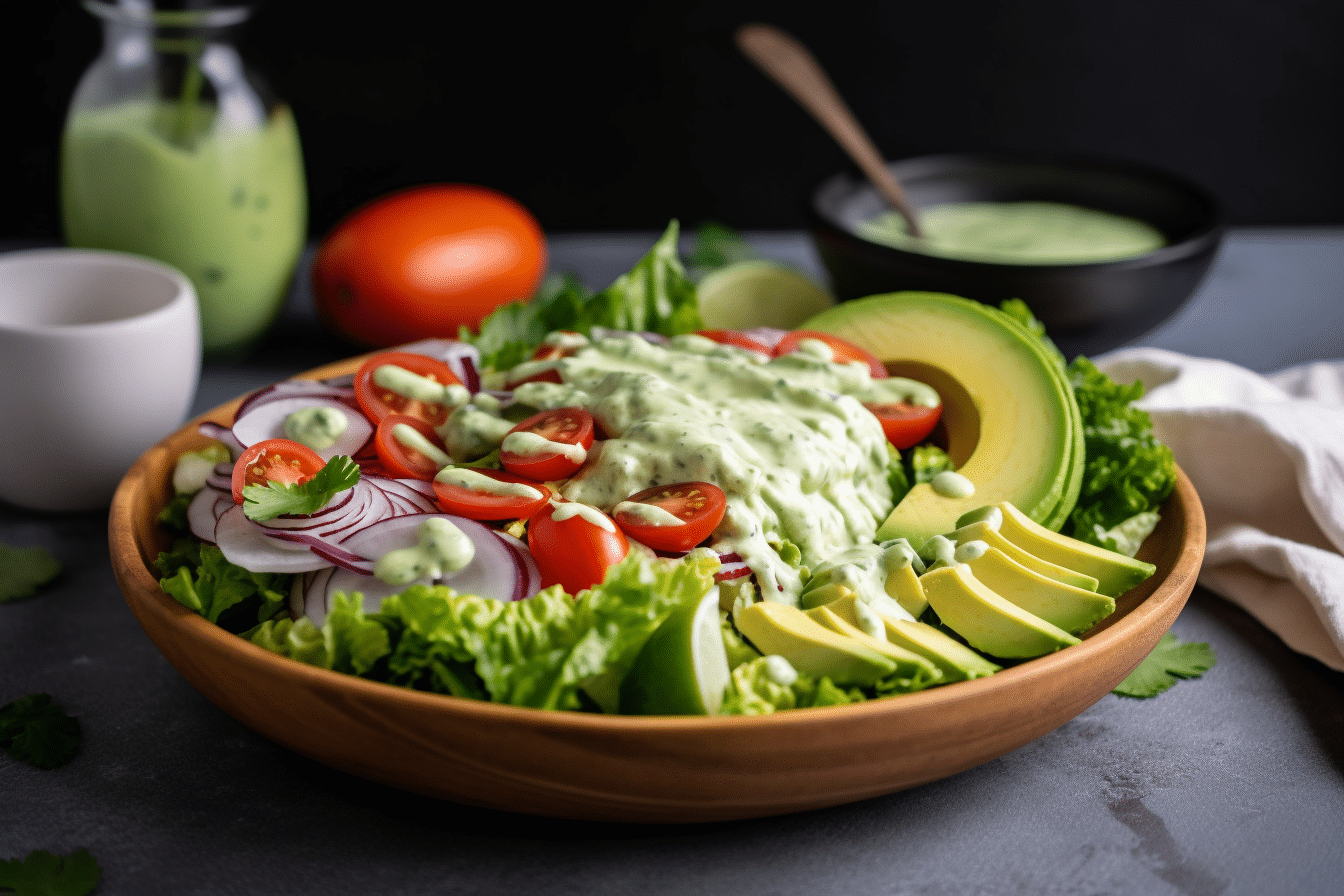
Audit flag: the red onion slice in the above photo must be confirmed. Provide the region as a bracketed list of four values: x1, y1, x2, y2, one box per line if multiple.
[300, 513, 534, 624]
[187, 486, 230, 544]
[232, 395, 374, 460]
[197, 422, 246, 459]
[214, 505, 335, 573]
[714, 561, 752, 583]
[234, 379, 362, 421]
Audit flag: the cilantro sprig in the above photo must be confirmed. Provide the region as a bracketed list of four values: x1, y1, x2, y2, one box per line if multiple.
[0, 544, 61, 603]
[1113, 633, 1216, 698]
[0, 694, 80, 770]
[241, 455, 361, 522]
[0, 848, 101, 896]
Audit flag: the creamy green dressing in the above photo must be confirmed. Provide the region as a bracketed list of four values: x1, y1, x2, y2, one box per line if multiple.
[501, 430, 588, 464]
[391, 423, 452, 469]
[550, 500, 617, 532]
[284, 406, 349, 451]
[434, 466, 544, 500]
[373, 364, 469, 407]
[931, 470, 976, 499]
[857, 201, 1166, 265]
[373, 517, 476, 585]
[612, 500, 686, 527]
[457, 333, 898, 603]
[807, 543, 917, 622]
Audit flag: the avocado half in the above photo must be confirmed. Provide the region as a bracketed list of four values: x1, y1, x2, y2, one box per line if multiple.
[804, 292, 1084, 545]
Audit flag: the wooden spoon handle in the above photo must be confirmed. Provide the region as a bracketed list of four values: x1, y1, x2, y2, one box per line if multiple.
[735, 22, 924, 238]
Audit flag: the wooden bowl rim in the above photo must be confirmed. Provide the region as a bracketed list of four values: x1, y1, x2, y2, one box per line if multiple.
[109, 356, 1207, 736]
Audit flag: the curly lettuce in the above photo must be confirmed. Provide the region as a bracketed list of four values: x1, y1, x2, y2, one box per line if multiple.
[246, 552, 719, 713]
[468, 220, 703, 370]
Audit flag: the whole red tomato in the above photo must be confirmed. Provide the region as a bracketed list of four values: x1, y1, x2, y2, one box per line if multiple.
[312, 184, 547, 347]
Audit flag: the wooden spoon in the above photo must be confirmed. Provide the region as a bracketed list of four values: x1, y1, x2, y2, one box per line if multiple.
[735, 22, 924, 238]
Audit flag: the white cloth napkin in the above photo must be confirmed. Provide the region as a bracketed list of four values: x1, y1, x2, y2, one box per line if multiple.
[1096, 347, 1344, 672]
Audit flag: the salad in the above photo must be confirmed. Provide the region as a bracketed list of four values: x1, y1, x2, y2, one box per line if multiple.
[156, 223, 1176, 716]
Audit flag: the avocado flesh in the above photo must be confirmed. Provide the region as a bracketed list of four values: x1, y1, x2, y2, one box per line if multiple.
[733, 602, 897, 686]
[920, 564, 1081, 659]
[983, 305, 1086, 531]
[804, 293, 1078, 546]
[820, 592, 999, 681]
[805, 605, 943, 685]
[993, 501, 1157, 597]
[961, 545, 1116, 634]
[885, 561, 929, 617]
[949, 521, 1100, 592]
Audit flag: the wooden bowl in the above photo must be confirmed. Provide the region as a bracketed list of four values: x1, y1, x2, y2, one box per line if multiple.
[109, 357, 1206, 823]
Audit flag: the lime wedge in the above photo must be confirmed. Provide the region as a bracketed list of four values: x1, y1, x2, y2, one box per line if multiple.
[620, 589, 731, 715]
[697, 260, 835, 330]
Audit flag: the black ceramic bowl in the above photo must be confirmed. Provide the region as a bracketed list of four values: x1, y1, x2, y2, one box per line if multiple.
[807, 152, 1225, 357]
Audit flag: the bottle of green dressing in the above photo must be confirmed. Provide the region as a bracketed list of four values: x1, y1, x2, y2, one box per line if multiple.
[61, 1, 306, 356]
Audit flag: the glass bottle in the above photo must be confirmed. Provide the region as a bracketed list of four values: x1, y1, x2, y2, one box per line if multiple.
[61, 0, 306, 356]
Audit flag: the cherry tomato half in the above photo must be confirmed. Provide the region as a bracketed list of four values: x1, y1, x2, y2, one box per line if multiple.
[865, 402, 944, 450]
[694, 329, 772, 355]
[531, 330, 586, 362]
[499, 408, 596, 481]
[773, 330, 888, 379]
[432, 468, 553, 521]
[612, 481, 727, 553]
[312, 183, 547, 348]
[354, 350, 462, 427]
[374, 414, 451, 481]
[528, 501, 629, 594]
[231, 439, 326, 504]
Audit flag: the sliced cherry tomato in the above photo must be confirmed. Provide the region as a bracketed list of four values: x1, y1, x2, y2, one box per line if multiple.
[865, 402, 943, 450]
[353, 350, 462, 427]
[432, 468, 553, 521]
[505, 364, 564, 388]
[694, 329, 772, 355]
[773, 330, 888, 379]
[530, 330, 587, 362]
[611, 481, 727, 553]
[499, 407, 595, 481]
[231, 438, 326, 504]
[374, 414, 451, 481]
[527, 501, 629, 594]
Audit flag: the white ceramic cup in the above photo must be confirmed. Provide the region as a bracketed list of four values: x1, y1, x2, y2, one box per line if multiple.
[0, 249, 201, 512]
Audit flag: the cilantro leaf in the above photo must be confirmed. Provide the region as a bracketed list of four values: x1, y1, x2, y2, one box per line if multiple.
[0, 694, 80, 770]
[1112, 633, 1216, 698]
[0, 848, 101, 896]
[241, 455, 360, 522]
[0, 544, 61, 603]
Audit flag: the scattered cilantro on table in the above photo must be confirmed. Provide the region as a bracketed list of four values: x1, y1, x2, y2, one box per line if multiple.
[0, 694, 80, 770]
[0, 848, 101, 896]
[240, 455, 360, 522]
[0, 544, 61, 603]
[1112, 633, 1217, 698]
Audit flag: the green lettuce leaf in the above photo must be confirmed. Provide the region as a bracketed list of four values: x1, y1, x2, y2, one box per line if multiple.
[157, 541, 290, 631]
[249, 552, 719, 714]
[906, 444, 955, 485]
[469, 221, 703, 370]
[1066, 356, 1177, 546]
[720, 656, 865, 715]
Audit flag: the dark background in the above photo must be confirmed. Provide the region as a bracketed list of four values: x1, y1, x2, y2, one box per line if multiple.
[12, 0, 1344, 240]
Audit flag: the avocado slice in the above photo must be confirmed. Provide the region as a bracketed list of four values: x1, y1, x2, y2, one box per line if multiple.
[805, 605, 943, 685]
[947, 520, 1100, 591]
[920, 564, 1081, 659]
[885, 560, 929, 618]
[818, 592, 1000, 681]
[804, 292, 1082, 546]
[980, 501, 1157, 597]
[959, 543, 1116, 634]
[733, 602, 897, 686]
